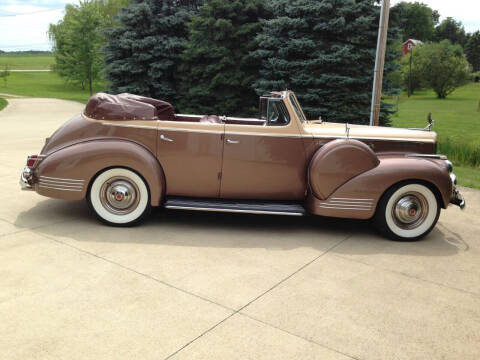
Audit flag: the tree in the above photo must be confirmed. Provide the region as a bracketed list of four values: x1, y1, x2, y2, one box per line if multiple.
[390, 1, 439, 41]
[179, 0, 268, 116]
[435, 17, 467, 47]
[399, 45, 424, 95]
[465, 31, 480, 72]
[49, 1, 106, 95]
[103, 0, 202, 104]
[97, 0, 131, 25]
[413, 41, 470, 99]
[253, 0, 400, 126]
[0, 65, 10, 87]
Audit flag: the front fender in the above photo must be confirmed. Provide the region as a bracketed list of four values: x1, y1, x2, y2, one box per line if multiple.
[309, 139, 379, 200]
[35, 140, 165, 206]
[306, 156, 452, 219]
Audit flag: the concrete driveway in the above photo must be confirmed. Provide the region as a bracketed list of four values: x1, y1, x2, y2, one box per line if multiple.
[1, 98, 479, 360]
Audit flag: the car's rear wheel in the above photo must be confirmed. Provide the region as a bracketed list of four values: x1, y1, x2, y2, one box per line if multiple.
[374, 182, 440, 241]
[88, 168, 151, 226]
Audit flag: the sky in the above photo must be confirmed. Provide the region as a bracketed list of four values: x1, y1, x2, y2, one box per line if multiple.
[0, 0, 479, 52]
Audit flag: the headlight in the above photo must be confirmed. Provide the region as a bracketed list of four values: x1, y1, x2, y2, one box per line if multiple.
[445, 160, 453, 173]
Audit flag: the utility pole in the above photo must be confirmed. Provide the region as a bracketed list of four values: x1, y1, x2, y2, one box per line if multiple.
[369, 0, 391, 126]
[408, 49, 413, 97]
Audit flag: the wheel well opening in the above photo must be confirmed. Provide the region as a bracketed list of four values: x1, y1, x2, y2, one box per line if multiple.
[380, 179, 445, 209]
[86, 166, 151, 201]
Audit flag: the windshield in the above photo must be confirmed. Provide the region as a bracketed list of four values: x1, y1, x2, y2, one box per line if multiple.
[289, 94, 307, 122]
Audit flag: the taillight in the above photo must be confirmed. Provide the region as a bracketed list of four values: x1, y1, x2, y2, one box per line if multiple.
[27, 155, 38, 167]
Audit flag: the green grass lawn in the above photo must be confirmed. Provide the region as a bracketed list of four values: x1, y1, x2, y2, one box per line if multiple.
[0, 71, 106, 103]
[0, 97, 7, 111]
[389, 82, 480, 189]
[390, 82, 480, 144]
[0, 53, 54, 70]
[455, 165, 480, 190]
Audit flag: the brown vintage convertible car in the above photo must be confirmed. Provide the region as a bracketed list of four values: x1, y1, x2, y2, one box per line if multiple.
[20, 91, 464, 240]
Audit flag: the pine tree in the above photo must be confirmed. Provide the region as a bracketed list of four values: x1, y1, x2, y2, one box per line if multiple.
[253, 0, 400, 125]
[103, 0, 202, 104]
[465, 31, 480, 72]
[179, 0, 268, 116]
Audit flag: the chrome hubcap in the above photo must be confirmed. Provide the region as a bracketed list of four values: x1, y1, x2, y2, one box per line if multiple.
[392, 192, 429, 230]
[100, 177, 140, 215]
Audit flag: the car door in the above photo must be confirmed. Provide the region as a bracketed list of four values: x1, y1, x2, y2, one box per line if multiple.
[220, 99, 308, 200]
[156, 120, 225, 198]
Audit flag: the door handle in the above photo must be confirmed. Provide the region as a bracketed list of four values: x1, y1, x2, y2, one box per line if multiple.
[226, 139, 240, 144]
[160, 134, 174, 142]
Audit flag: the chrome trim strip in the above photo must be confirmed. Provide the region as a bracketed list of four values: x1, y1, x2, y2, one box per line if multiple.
[225, 131, 303, 138]
[319, 204, 372, 208]
[226, 117, 265, 122]
[175, 114, 203, 118]
[312, 135, 436, 143]
[164, 205, 304, 216]
[331, 197, 374, 201]
[39, 176, 84, 183]
[39, 179, 84, 186]
[318, 205, 371, 211]
[406, 154, 447, 159]
[39, 182, 83, 189]
[327, 200, 373, 204]
[102, 123, 158, 130]
[159, 128, 224, 135]
[39, 185, 83, 192]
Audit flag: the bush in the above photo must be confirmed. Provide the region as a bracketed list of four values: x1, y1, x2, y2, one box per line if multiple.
[438, 137, 480, 167]
[413, 41, 470, 99]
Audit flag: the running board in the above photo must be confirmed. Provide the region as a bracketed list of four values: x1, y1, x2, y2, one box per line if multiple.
[164, 197, 306, 216]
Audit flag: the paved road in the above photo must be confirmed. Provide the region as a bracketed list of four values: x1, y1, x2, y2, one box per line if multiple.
[1, 98, 479, 360]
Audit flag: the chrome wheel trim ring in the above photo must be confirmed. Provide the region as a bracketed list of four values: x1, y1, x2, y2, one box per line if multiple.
[391, 191, 429, 230]
[99, 176, 140, 215]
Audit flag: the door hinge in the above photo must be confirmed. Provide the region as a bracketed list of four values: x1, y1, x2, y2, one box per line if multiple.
[217, 172, 222, 180]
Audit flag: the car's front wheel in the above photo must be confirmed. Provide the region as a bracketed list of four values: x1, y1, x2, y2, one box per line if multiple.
[374, 182, 440, 241]
[88, 168, 151, 226]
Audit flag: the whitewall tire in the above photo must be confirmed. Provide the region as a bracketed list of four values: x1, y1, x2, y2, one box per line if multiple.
[374, 183, 440, 241]
[88, 168, 151, 226]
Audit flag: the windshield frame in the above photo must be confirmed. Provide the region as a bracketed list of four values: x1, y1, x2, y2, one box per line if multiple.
[288, 93, 307, 123]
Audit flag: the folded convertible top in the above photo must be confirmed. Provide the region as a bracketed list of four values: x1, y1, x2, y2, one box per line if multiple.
[84, 92, 175, 121]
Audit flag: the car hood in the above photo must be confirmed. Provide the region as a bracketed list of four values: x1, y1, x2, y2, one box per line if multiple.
[303, 121, 437, 144]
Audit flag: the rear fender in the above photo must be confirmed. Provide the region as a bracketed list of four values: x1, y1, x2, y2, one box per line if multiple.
[35, 140, 165, 206]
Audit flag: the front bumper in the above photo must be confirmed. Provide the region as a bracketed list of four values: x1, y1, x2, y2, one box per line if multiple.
[450, 187, 465, 209]
[20, 166, 34, 191]
[448, 172, 465, 209]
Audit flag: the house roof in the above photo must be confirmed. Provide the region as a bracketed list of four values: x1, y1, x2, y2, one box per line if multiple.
[403, 39, 423, 46]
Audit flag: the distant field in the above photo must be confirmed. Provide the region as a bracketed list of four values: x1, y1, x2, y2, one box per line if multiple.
[0, 97, 7, 111]
[0, 53, 54, 70]
[390, 83, 480, 144]
[0, 71, 106, 103]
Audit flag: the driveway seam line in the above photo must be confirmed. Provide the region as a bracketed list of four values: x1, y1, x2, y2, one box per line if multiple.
[236, 234, 353, 313]
[331, 253, 480, 298]
[238, 312, 362, 360]
[37, 232, 237, 313]
[0, 218, 74, 239]
[163, 234, 353, 359]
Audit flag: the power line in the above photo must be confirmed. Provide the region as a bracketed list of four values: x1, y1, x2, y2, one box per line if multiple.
[0, 7, 64, 18]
